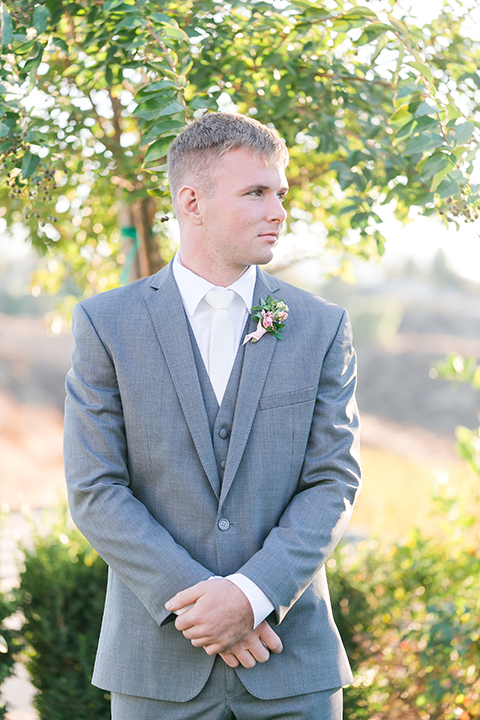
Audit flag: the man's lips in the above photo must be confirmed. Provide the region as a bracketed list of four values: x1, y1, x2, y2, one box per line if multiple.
[258, 232, 279, 240]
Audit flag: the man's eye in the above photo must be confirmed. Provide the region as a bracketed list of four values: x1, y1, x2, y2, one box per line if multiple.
[250, 189, 262, 196]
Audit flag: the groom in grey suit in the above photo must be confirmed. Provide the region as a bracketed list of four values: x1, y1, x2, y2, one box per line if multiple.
[64, 112, 361, 719]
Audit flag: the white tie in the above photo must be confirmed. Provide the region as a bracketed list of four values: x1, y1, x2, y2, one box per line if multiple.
[204, 289, 236, 404]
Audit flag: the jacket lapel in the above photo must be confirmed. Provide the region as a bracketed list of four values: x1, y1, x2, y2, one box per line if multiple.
[220, 269, 280, 504]
[145, 264, 221, 498]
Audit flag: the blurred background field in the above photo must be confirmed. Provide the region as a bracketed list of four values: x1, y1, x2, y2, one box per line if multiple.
[1, 225, 479, 524]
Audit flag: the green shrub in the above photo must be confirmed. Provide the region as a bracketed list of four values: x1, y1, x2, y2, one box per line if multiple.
[15, 513, 109, 720]
[0, 593, 16, 719]
[330, 490, 480, 719]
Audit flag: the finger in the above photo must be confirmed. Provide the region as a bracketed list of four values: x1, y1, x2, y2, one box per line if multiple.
[241, 636, 269, 664]
[219, 651, 240, 668]
[174, 609, 199, 633]
[258, 623, 283, 654]
[165, 582, 206, 613]
[230, 649, 256, 669]
[189, 636, 211, 648]
[202, 641, 228, 655]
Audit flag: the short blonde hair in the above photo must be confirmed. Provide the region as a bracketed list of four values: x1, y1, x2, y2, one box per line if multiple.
[167, 112, 289, 207]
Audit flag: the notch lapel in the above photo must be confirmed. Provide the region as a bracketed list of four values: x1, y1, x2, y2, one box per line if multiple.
[219, 269, 280, 505]
[145, 265, 221, 498]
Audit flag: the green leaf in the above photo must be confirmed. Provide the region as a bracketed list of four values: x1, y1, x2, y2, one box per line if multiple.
[33, 5, 50, 35]
[418, 151, 453, 180]
[437, 174, 461, 199]
[143, 136, 175, 163]
[1, 6, 13, 47]
[136, 79, 178, 100]
[290, 0, 332, 13]
[23, 43, 44, 73]
[104, 0, 126, 11]
[0, 122, 11, 138]
[115, 15, 144, 30]
[408, 61, 434, 85]
[357, 22, 390, 45]
[402, 131, 445, 156]
[446, 102, 461, 121]
[51, 36, 69, 54]
[390, 105, 413, 127]
[343, 7, 378, 19]
[455, 121, 474, 145]
[21, 151, 41, 179]
[389, 17, 409, 36]
[151, 13, 175, 25]
[157, 99, 185, 118]
[415, 100, 440, 117]
[396, 82, 421, 102]
[332, 16, 368, 32]
[161, 25, 189, 41]
[188, 95, 218, 111]
[394, 119, 417, 142]
[140, 119, 185, 147]
[132, 94, 176, 120]
[135, 97, 185, 121]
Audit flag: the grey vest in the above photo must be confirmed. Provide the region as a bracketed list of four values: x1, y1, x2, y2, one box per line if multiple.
[186, 320, 246, 485]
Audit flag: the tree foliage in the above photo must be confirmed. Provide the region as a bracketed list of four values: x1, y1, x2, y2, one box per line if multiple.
[1, 0, 480, 311]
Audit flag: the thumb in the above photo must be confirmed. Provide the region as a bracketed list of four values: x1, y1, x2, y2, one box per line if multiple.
[165, 582, 205, 612]
[258, 622, 283, 655]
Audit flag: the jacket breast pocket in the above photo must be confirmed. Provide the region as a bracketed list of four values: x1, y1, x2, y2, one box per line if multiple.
[258, 385, 317, 411]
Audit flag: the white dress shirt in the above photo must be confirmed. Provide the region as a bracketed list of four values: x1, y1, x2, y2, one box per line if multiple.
[172, 252, 274, 628]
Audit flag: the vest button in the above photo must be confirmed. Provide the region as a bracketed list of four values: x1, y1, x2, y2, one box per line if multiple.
[219, 428, 229, 439]
[218, 518, 230, 531]
[220, 460, 226, 470]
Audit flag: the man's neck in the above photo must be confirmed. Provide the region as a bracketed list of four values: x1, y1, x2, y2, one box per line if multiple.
[178, 252, 250, 288]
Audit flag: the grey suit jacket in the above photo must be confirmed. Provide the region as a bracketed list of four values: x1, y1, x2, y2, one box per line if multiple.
[64, 262, 361, 702]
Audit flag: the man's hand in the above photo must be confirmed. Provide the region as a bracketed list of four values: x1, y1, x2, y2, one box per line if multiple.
[219, 620, 283, 669]
[165, 578, 254, 654]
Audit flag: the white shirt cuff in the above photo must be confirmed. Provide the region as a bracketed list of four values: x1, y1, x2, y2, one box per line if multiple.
[226, 573, 274, 628]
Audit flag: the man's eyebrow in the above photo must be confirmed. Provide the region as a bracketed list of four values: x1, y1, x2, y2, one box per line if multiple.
[242, 184, 289, 193]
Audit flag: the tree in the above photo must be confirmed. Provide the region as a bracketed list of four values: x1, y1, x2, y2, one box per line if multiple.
[0, 0, 479, 314]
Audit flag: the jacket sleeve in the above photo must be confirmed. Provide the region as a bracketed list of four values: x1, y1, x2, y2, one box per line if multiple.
[64, 303, 212, 626]
[236, 310, 361, 624]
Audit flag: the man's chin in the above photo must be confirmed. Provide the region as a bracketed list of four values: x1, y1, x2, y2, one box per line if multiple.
[253, 250, 275, 267]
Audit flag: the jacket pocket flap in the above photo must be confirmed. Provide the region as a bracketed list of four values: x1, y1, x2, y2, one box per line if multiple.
[259, 386, 317, 411]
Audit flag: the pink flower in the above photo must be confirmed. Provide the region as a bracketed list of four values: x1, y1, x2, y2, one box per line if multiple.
[277, 311, 288, 322]
[261, 310, 275, 329]
[242, 321, 267, 345]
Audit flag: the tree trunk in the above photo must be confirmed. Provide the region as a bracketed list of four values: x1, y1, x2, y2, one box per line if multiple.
[120, 197, 167, 283]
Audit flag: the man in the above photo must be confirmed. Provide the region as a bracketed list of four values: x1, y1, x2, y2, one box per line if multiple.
[64, 112, 361, 719]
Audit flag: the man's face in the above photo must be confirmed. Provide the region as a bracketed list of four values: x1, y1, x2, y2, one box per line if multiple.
[197, 147, 288, 274]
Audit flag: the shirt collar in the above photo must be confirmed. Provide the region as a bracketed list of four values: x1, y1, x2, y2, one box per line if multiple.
[173, 251, 257, 317]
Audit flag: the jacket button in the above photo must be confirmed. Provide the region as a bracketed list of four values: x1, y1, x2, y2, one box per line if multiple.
[219, 428, 229, 439]
[220, 460, 226, 470]
[218, 518, 230, 531]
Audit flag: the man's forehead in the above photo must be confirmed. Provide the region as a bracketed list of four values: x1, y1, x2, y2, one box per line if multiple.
[218, 146, 285, 167]
[214, 147, 288, 182]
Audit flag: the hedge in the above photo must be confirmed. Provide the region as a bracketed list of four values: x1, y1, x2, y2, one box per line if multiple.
[2, 467, 479, 720]
[14, 517, 109, 720]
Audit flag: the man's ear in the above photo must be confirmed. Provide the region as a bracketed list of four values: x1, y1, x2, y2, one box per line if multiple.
[176, 185, 203, 226]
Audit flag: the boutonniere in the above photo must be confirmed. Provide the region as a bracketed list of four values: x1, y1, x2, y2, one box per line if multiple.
[242, 295, 289, 345]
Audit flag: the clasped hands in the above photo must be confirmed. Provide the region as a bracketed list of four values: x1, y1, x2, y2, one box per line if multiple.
[165, 578, 282, 669]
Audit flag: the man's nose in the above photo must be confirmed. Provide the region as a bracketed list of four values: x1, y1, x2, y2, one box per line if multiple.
[267, 196, 288, 224]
